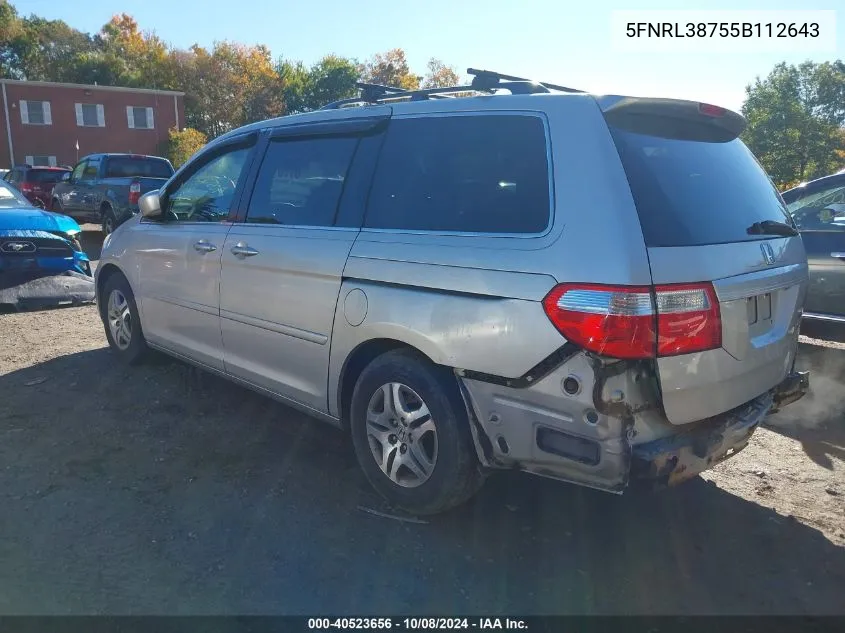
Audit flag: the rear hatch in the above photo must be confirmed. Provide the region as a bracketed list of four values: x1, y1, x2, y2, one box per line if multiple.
[603, 97, 808, 424]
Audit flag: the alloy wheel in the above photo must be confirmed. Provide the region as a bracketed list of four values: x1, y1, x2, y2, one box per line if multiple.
[366, 382, 438, 488]
[107, 289, 132, 350]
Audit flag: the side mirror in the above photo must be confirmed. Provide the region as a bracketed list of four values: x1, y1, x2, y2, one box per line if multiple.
[138, 190, 162, 218]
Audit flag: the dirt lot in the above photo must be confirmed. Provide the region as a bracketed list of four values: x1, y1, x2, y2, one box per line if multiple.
[0, 229, 843, 615]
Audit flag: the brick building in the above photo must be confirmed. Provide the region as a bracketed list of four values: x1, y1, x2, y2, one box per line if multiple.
[0, 79, 185, 169]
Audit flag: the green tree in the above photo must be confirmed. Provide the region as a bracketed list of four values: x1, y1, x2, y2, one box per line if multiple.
[280, 54, 359, 113]
[742, 60, 845, 187]
[3, 13, 96, 83]
[165, 127, 207, 168]
[359, 48, 420, 90]
[422, 58, 460, 88]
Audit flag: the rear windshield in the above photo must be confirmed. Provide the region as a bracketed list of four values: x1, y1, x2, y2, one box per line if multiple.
[610, 129, 791, 247]
[27, 169, 67, 184]
[104, 157, 173, 179]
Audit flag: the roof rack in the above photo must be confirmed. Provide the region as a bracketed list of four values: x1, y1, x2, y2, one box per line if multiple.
[320, 68, 583, 110]
[466, 68, 582, 94]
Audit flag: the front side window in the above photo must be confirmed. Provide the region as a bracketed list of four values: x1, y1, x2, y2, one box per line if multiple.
[164, 146, 251, 222]
[787, 182, 845, 231]
[82, 159, 100, 180]
[71, 161, 87, 182]
[365, 115, 551, 234]
[245, 136, 358, 227]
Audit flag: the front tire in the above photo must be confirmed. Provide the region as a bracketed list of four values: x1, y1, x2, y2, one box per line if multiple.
[350, 349, 483, 515]
[101, 273, 148, 364]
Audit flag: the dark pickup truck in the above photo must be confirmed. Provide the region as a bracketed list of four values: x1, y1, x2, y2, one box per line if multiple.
[51, 153, 175, 234]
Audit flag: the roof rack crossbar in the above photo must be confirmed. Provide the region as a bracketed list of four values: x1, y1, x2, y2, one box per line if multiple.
[319, 67, 583, 109]
[467, 68, 583, 94]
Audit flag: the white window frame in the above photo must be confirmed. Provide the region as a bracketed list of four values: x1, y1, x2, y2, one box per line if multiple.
[75, 103, 105, 127]
[19, 100, 52, 126]
[127, 106, 155, 130]
[24, 155, 58, 167]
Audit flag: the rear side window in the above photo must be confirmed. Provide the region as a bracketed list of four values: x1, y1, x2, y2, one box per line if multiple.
[246, 136, 358, 227]
[365, 115, 550, 234]
[611, 129, 791, 247]
[105, 156, 174, 179]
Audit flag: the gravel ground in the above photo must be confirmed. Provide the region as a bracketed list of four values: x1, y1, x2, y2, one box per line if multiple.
[0, 229, 843, 615]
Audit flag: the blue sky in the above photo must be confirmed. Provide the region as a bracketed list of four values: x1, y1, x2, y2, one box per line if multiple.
[12, 0, 843, 112]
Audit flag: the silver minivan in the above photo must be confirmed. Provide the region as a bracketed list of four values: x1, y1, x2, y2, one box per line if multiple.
[96, 71, 810, 514]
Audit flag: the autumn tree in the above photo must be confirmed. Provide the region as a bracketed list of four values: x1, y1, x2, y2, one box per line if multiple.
[165, 127, 207, 168]
[359, 48, 420, 90]
[422, 58, 460, 88]
[742, 60, 845, 187]
[176, 41, 284, 138]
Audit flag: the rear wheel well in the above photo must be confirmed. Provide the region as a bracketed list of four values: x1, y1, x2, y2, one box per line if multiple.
[100, 201, 113, 215]
[339, 339, 437, 429]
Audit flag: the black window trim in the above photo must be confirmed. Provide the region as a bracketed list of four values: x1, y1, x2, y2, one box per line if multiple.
[146, 132, 260, 226]
[359, 110, 556, 239]
[230, 119, 387, 229]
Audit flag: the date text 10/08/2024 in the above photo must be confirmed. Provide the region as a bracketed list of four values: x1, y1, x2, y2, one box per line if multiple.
[625, 22, 820, 38]
[308, 618, 528, 630]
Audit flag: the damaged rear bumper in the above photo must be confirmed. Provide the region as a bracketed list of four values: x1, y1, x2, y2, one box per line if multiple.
[0, 271, 95, 308]
[632, 371, 810, 487]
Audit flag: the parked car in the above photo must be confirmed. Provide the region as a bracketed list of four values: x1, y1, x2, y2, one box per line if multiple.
[95, 71, 810, 514]
[3, 165, 71, 209]
[781, 173, 845, 327]
[51, 153, 175, 235]
[0, 180, 94, 308]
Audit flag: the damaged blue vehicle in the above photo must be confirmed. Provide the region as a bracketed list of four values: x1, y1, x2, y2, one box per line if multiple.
[0, 180, 94, 308]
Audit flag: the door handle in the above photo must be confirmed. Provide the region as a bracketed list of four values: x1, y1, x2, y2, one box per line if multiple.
[831, 252, 845, 260]
[193, 240, 217, 253]
[231, 242, 259, 258]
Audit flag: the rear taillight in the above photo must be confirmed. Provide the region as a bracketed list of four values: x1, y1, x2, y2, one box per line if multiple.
[543, 282, 721, 359]
[128, 180, 141, 205]
[19, 182, 33, 193]
[654, 283, 721, 356]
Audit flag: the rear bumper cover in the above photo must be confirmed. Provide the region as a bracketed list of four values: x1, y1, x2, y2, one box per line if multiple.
[632, 371, 809, 486]
[0, 270, 95, 307]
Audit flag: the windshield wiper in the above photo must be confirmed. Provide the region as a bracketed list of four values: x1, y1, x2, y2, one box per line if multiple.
[746, 219, 799, 237]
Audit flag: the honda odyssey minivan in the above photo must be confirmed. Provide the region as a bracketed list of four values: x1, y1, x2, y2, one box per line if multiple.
[94, 70, 810, 514]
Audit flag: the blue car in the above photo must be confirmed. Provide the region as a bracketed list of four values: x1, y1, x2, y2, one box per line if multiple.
[0, 180, 94, 307]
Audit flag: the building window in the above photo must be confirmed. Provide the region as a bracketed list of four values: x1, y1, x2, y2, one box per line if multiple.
[75, 103, 105, 127]
[19, 100, 52, 126]
[25, 156, 58, 167]
[127, 106, 155, 130]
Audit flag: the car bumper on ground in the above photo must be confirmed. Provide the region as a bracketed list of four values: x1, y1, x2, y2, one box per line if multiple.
[631, 371, 810, 487]
[0, 270, 95, 308]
